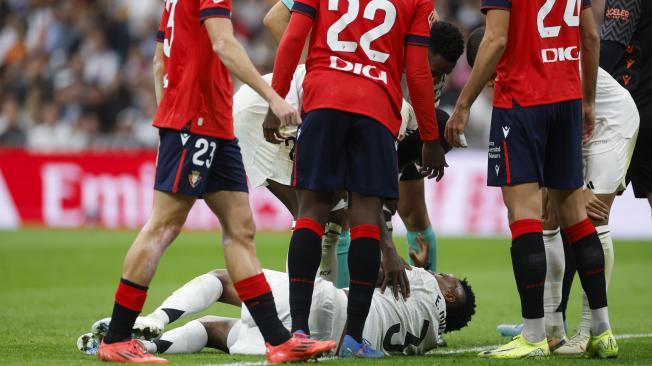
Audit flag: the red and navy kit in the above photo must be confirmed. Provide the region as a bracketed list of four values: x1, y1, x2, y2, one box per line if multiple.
[153, 0, 248, 196]
[155, 0, 234, 139]
[482, 0, 590, 189]
[482, 0, 591, 109]
[272, 0, 438, 198]
[155, 129, 248, 195]
[273, 0, 438, 140]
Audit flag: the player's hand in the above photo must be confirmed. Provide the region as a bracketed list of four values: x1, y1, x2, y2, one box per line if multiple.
[408, 234, 431, 270]
[583, 189, 609, 222]
[380, 246, 411, 300]
[582, 102, 596, 144]
[420, 140, 448, 181]
[263, 108, 284, 144]
[270, 95, 301, 127]
[445, 105, 470, 148]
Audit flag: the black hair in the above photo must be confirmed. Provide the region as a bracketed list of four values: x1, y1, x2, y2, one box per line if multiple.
[429, 21, 465, 64]
[466, 26, 485, 67]
[444, 278, 476, 333]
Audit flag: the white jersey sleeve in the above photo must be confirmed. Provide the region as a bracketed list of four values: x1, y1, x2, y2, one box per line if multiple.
[398, 99, 418, 141]
[362, 268, 446, 355]
[232, 65, 306, 187]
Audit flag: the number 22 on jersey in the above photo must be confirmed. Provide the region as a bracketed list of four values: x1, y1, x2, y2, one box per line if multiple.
[326, 0, 396, 84]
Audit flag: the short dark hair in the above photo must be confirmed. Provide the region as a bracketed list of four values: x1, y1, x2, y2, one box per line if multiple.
[466, 27, 485, 67]
[444, 278, 476, 333]
[429, 21, 465, 64]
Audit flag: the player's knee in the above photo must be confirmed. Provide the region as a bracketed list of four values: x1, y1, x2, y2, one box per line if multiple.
[222, 218, 256, 250]
[143, 219, 184, 245]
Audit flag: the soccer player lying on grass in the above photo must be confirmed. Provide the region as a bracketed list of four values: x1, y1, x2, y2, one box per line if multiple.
[465, 27, 640, 355]
[455, 16, 633, 358]
[80, 254, 475, 357]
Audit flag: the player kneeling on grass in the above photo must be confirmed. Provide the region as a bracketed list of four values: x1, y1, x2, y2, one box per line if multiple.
[80, 263, 475, 357]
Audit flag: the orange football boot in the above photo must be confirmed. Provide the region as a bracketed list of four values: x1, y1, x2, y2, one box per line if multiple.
[266, 332, 336, 364]
[97, 339, 168, 364]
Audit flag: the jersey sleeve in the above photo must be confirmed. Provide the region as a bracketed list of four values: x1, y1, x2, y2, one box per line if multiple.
[480, 0, 511, 14]
[199, 0, 232, 22]
[291, 0, 318, 19]
[406, 0, 434, 47]
[156, 6, 169, 43]
[281, 0, 295, 11]
[600, 0, 642, 47]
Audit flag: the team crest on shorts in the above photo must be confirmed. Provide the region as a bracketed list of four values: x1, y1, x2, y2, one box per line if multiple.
[188, 170, 202, 188]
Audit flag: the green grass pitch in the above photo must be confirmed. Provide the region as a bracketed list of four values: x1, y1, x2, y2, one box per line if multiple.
[1, 229, 651, 365]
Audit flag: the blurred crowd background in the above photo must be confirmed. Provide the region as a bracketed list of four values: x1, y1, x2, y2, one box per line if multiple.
[0, 0, 607, 151]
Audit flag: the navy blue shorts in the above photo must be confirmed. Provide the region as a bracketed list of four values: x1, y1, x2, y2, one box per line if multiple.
[155, 128, 248, 197]
[487, 100, 583, 190]
[292, 109, 398, 199]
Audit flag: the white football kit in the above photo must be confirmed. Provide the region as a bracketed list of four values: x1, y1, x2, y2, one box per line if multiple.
[584, 68, 640, 194]
[227, 268, 445, 356]
[233, 65, 416, 188]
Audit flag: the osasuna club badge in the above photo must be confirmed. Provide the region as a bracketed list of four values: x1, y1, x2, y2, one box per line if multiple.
[189, 170, 202, 188]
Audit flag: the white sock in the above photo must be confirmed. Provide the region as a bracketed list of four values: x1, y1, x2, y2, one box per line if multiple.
[580, 226, 613, 336]
[149, 273, 223, 325]
[522, 318, 546, 343]
[543, 229, 566, 339]
[156, 320, 208, 354]
[319, 222, 341, 283]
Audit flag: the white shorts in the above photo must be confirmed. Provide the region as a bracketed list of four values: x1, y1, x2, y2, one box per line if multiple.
[226, 270, 346, 355]
[233, 108, 296, 188]
[583, 122, 638, 194]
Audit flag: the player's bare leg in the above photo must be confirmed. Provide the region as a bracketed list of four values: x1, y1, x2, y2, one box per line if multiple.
[99, 191, 195, 363]
[266, 180, 299, 218]
[398, 179, 437, 271]
[203, 190, 291, 342]
[549, 188, 616, 358]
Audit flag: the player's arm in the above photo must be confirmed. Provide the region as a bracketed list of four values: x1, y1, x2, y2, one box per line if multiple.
[405, 45, 447, 181]
[580, 6, 600, 143]
[263, 1, 292, 43]
[599, 0, 642, 73]
[263, 6, 314, 143]
[445, 8, 509, 147]
[204, 17, 300, 127]
[153, 43, 165, 106]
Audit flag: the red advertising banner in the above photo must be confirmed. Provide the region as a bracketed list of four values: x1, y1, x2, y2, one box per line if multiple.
[1, 149, 650, 238]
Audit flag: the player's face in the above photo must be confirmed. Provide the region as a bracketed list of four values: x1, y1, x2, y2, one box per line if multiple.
[433, 272, 467, 309]
[428, 52, 455, 85]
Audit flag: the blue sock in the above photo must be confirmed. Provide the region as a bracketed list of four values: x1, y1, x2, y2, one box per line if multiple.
[406, 225, 437, 271]
[336, 230, 350, 288]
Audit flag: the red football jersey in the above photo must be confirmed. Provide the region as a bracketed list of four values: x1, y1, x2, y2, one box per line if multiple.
[481, 0, 591, 108]
[154, 0, 234, 139]
[290, 0, 434, 135]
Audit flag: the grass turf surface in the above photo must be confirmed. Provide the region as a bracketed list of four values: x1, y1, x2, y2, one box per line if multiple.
[1, 229, 651, 365]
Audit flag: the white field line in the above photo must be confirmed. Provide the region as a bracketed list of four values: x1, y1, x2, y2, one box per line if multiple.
[209, 333, 652, 365]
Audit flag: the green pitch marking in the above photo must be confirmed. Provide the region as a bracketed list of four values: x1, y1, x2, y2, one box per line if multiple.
[1, 229, 651, 365]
